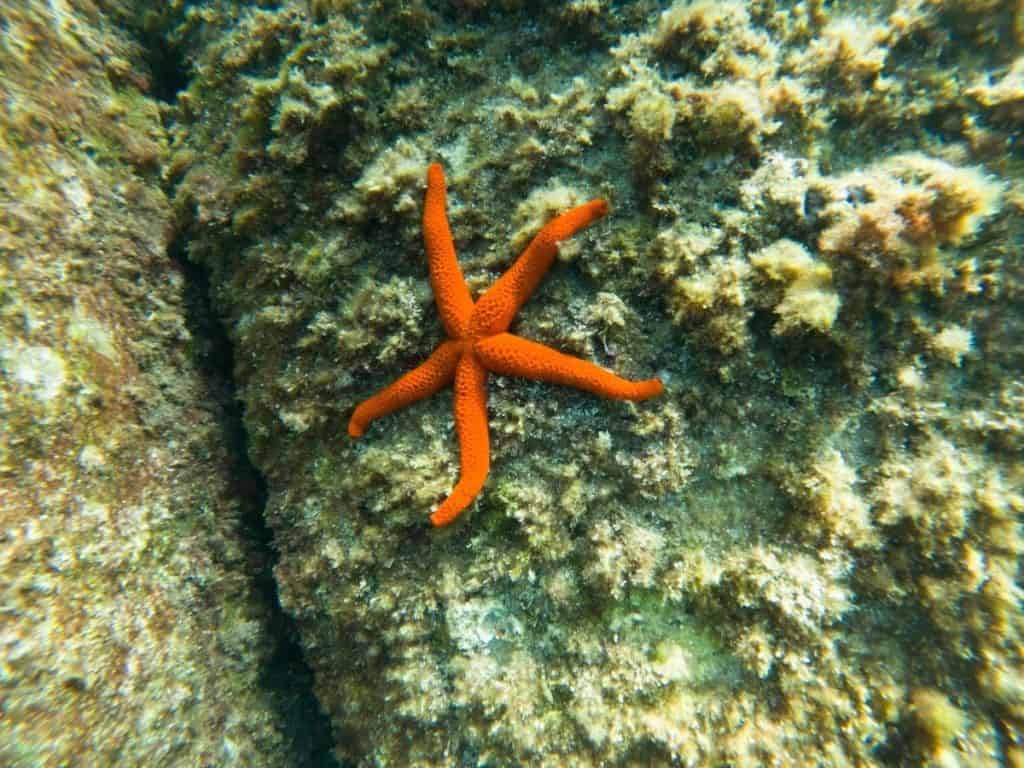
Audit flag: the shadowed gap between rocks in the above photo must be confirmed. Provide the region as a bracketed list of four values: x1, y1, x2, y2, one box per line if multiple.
[133, 9, 349, 760]
[171, 234, 346, 768]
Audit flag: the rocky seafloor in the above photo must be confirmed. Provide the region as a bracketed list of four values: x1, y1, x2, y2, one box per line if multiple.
[2, 1, 1022, 766]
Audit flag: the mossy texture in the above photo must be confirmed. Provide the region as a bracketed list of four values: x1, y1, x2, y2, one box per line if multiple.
[0, 2, 297, 765]
[162, 0, 1022, 765]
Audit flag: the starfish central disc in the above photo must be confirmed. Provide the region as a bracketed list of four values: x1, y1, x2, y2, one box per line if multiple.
[348, 163, 664, 527]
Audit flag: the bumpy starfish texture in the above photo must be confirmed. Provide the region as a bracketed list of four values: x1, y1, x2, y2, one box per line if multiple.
[349, 163, 664, 527]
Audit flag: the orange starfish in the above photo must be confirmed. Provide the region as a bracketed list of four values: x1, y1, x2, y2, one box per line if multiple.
[348, 163, 664, 527]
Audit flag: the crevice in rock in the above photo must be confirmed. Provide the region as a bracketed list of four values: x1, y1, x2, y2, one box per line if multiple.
[141, 29, 188, 104]
[171, 234, 343, 768]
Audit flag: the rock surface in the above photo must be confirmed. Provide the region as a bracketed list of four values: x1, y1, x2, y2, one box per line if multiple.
[1, 3, 299, 765]
[171, 1, 1023, 765]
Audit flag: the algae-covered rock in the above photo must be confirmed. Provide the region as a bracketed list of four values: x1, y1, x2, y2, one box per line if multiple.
[1, 3, 298, 765]
[167, 1, 1022, 766]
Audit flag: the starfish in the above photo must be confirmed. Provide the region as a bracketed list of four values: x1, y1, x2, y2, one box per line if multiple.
[348, 163, 664, 527]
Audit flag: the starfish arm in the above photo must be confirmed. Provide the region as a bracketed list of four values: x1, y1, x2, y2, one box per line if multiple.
[424, 163, 474, 338]
[430, 353, 490, 527]
[475, 333, 664, 401]
[348, 340, 463, 438]
[470, 198, 609, 336]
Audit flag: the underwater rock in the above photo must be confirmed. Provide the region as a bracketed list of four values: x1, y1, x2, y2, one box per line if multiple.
[0, 3, 297, 765]
[167, 0, 1022, 766]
